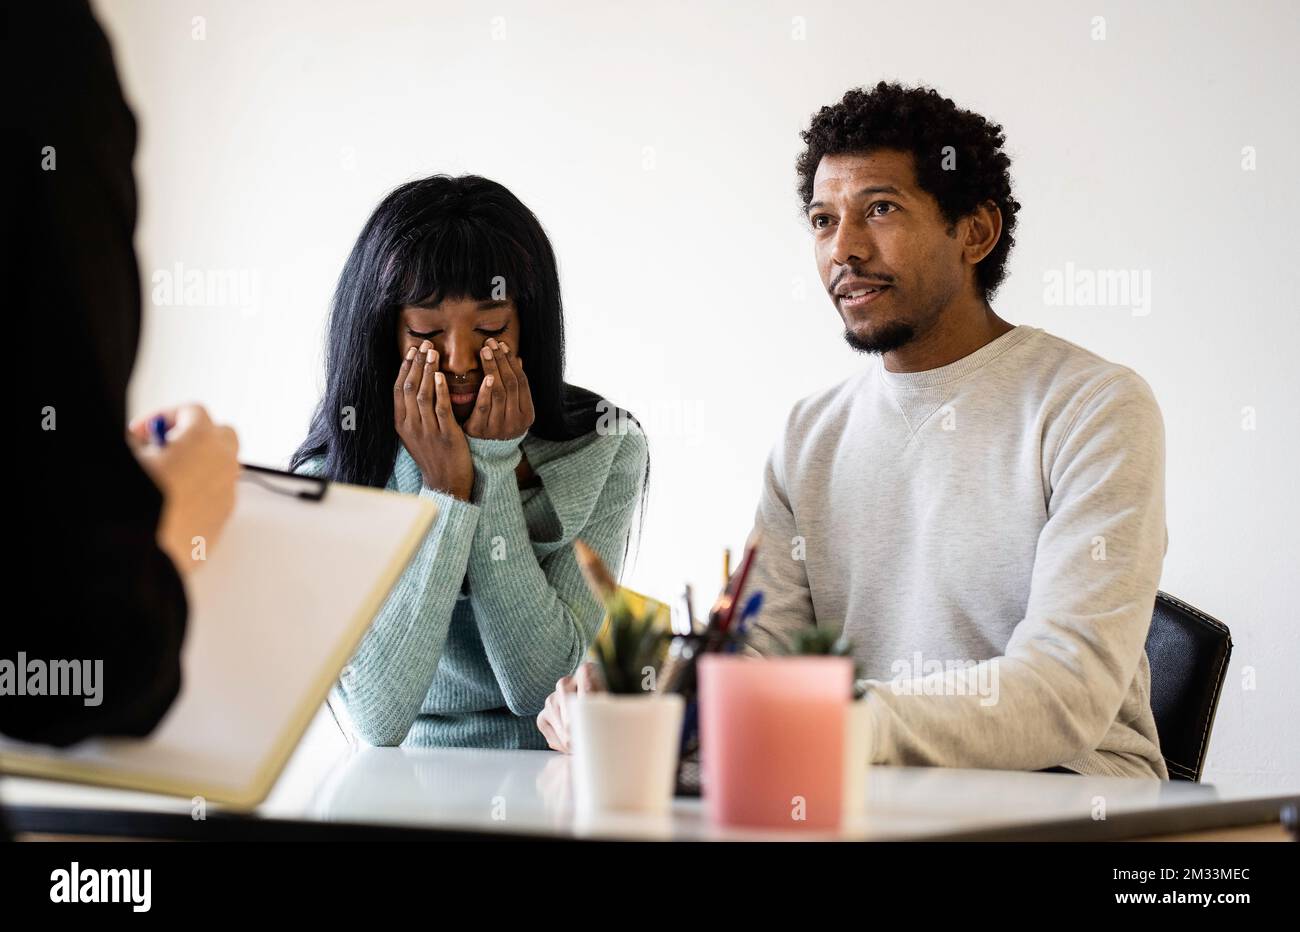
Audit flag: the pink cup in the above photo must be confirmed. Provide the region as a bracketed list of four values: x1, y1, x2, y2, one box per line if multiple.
[699, 655, 852, 830]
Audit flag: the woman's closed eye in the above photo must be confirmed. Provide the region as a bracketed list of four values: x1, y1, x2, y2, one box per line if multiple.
[407, 326, 508, 339]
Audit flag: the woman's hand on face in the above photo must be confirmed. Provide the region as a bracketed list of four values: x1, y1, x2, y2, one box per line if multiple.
[394, 343, 474, 501]
[463, 339, 535, 441]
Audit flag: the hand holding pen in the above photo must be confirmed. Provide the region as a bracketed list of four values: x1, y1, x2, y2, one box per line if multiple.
[128, 404, 240, 575]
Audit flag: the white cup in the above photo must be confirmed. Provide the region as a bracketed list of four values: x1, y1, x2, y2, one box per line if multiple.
[570, 693, 685, 815]
[843, 697, 873, 825]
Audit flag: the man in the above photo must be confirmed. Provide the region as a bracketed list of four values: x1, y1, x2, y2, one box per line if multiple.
[539, 82, 1167, 780]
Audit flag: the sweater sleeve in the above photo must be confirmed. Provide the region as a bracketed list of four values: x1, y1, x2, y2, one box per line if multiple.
[462, 427, 648, 716]
[860, 373, 1168, 772]
[294, 455, 480, 746]
[743, 415, 817, 658]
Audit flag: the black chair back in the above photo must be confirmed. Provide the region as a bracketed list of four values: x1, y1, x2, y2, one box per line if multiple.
[1145, 592, 1232, 781]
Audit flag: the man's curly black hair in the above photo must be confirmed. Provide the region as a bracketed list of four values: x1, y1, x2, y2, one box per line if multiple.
[796, 81, 1021, 300]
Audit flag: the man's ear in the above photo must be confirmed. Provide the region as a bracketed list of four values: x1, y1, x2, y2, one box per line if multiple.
[963, 200, 1003, 266]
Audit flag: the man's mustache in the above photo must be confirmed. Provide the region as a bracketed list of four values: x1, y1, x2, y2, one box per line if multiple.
[830, 267, 896, 291]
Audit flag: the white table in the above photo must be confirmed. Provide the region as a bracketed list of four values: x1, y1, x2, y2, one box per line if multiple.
[3, 743, 1297, 841]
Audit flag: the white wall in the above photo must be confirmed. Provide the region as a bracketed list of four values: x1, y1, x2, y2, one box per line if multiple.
[95, 0, 1299, 787]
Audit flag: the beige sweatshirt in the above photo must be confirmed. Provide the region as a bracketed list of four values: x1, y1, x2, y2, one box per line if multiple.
[745, 325, 1169, 779]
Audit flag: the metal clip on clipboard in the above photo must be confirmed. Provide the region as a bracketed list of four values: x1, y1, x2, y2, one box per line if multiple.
[239, 464, 329, 502]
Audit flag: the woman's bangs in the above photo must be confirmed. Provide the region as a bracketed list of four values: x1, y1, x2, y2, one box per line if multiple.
[388, 219, 534, 310]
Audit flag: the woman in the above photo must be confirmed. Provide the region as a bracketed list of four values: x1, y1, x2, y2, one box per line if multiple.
[292, 175, 648, 749]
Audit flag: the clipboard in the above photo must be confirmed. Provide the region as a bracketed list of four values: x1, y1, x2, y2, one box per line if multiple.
[0, 465, 437, 809]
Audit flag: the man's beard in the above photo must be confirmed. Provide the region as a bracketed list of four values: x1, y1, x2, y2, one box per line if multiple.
[843, 319, 916, 355]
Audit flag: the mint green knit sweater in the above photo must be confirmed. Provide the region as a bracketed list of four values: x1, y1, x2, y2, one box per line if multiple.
[297, 423, 647, 749]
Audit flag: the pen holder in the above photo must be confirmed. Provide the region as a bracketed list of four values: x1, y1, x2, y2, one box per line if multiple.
[699, 654, 851, 830]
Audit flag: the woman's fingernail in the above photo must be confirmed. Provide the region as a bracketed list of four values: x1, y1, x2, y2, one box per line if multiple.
[435, 372, 443, 384]
[485, 376, 494, 387]
[483, 348, 493, 360]
[426, 350, 435, 364]
[406, 348, 416, 360]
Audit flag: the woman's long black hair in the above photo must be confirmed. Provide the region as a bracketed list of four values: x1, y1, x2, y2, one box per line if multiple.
[292, 174, 646, 550]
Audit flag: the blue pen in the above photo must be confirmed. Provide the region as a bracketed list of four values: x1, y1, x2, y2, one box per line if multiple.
[150, 414, 169, 448]
[726, 591, 765, 652]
